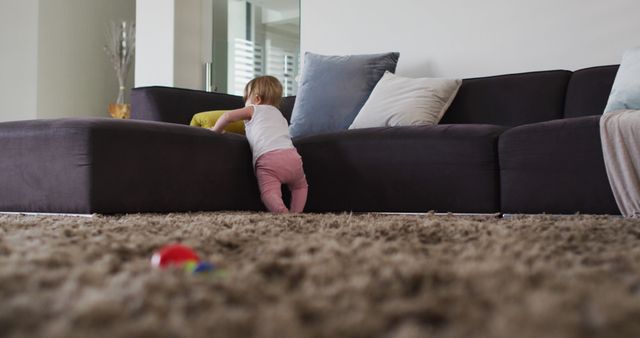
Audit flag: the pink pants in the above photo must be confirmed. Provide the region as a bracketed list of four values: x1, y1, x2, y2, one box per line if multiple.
[255, 148, 308, 213]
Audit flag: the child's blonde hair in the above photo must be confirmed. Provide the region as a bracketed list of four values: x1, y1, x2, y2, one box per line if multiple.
[243, 76, 283, 108]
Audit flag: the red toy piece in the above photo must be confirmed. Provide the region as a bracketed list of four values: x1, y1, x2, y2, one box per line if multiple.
[151, 244, 200, 268]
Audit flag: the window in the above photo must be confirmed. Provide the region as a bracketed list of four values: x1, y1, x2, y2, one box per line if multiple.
[209, 0, 300, 96]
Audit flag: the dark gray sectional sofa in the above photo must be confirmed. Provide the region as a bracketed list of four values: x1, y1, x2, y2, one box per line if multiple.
[0, 65, 620, 215]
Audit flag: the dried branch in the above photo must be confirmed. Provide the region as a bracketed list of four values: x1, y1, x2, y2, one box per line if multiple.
[104, 21, 136, 93]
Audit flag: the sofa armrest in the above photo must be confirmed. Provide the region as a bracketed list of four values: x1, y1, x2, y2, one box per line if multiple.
[0, 118, 263, 213]
[131, 86, 244, 125]
[499, 115, 618, 214]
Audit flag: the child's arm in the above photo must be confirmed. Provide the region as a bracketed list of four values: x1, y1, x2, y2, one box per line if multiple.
[210, 106, 254, 133]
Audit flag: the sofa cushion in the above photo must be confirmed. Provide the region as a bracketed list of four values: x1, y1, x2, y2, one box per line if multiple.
[499, 116, 619, 215]
[190, 110, 245, 134]
[349, 71, 462, 129]
[441, 70, 572, 126]
[564, 65, 618, 118]
[289, 52, 399, 138]
[295, 124, 506, 213]
[604, 48, 640, 113]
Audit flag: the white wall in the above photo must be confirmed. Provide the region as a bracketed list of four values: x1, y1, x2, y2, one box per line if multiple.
[175, 0, 204, 89]
[0, 0, 39, 122]
[38, 0, 135, 119]
[211, 0, 229, 92]
[0, 0, 135, 123]
[135, 0, 175, 87]
[301, 0, 640, 78]
[136, 0, 208, 90]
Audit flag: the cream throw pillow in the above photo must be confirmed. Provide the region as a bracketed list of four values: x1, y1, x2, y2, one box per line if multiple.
[349, 71, 462, 129]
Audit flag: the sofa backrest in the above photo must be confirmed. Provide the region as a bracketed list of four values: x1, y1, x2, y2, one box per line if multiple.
[440, 70, 572, 126]
[563, 65, 618, 118]
[268, 65, 620, 127]
[280, 96, 296, 123]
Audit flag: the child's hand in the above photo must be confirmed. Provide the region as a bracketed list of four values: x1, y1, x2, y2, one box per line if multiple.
[209, 127, 225, 134]
[210, 108, 251, 133]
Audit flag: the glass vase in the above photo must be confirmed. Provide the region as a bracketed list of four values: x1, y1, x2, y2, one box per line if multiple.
[109, 86, 130, 119]
[116, 85, 125, 105]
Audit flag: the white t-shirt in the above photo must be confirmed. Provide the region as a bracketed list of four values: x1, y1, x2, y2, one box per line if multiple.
[244, 104, 294, 165]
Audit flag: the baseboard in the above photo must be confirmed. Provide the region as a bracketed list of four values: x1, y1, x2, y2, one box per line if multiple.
[501, 213, 622, 218]
[0, 211, 96, 218]
[375, 212, 501, 217]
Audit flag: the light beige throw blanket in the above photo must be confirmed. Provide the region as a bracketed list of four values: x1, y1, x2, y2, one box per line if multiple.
[600, 109, 640, 217]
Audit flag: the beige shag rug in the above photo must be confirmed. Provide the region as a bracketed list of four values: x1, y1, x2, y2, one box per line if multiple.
[1, 212, 640, 338]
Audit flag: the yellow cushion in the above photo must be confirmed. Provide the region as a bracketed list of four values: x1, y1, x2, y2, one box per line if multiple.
[190, 110, 245, 134]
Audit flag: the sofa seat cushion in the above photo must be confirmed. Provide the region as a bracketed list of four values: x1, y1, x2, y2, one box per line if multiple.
[294, 124, 506, 213]
[0, 118, 263, 214]
[499, 116, 619, 214]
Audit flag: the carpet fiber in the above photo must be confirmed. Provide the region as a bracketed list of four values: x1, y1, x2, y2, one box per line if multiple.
[1, 212, 640, 338]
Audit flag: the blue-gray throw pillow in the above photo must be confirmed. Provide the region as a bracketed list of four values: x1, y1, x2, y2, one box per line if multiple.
[289, 52, 400, 138]
[604, 47, 640, 114]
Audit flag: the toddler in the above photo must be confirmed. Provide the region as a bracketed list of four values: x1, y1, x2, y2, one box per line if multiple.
[210, 76, 308, 213]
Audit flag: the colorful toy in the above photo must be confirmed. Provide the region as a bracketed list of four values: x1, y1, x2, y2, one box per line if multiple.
[183, 260, 199, 273]
[151, 244, 218, 275]
[194, 262, 215, 273]
[150, 244, 200, 268]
